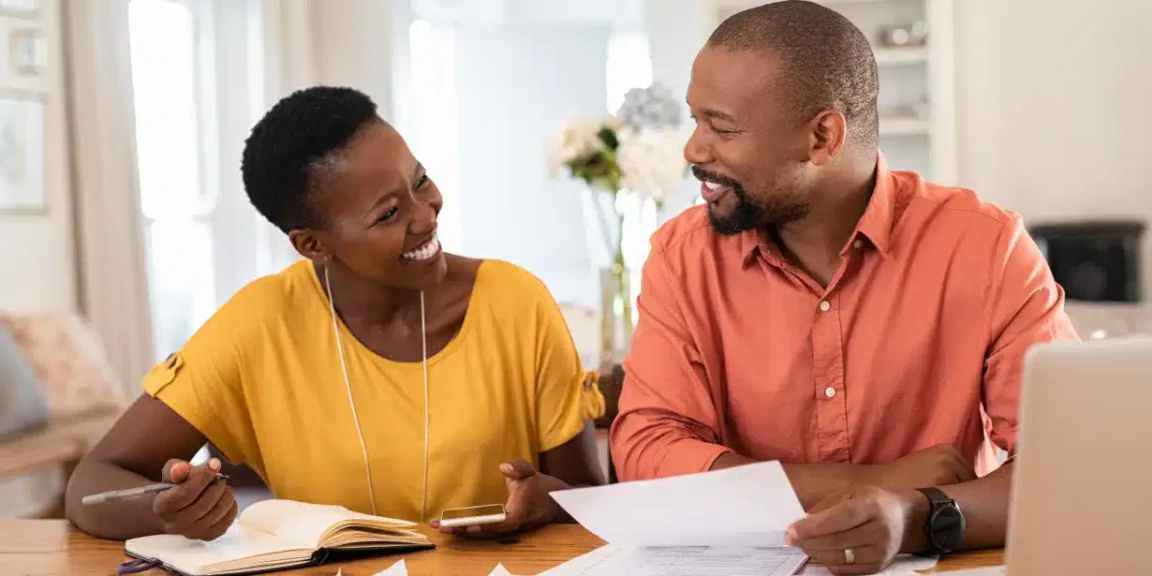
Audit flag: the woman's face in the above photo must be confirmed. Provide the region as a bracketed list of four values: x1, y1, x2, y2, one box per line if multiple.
[295, 121, 448, 290]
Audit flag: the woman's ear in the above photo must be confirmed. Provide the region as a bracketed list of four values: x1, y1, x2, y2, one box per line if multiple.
[288, 229, 330, 263]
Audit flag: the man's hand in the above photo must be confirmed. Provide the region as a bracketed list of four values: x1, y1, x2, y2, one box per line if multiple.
[857, 444, 976, 491]
[786, 485, 924, 575]
[153, 458, 237, 541]
[431, 459, 567, 538]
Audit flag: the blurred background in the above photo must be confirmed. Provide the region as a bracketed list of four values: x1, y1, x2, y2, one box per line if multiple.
[1, 0, 1149, 518]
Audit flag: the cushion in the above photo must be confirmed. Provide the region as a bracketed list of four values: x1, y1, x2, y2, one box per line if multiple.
[0, 312, 124, 422]
[0, 322, 49, 442]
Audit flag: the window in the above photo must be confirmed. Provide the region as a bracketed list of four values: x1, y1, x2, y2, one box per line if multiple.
[128, 0, 219, 361]
[605, 32, 656, 308]
[407, 20, 462, 252]
[605, 33, 652, 114]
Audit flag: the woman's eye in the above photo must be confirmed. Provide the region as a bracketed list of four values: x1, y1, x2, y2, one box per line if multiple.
[416, 173, 430, 188]
[378, 206, 399, 222]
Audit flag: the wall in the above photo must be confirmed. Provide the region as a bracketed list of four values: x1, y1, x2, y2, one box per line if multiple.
[0, 0, 74, 519]
[955, 0, 1152, 298]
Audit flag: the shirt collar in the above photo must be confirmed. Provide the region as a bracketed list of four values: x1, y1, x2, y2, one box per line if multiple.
[850, 152, 896, 258]
[740, 152, 897, 268]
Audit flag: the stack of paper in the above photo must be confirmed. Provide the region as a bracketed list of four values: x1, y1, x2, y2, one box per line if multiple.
[512, 461, 810, 575]
[489, 461, 942, 576]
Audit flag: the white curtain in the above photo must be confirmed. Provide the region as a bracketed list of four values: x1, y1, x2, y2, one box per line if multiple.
[63, 0, 155, 395]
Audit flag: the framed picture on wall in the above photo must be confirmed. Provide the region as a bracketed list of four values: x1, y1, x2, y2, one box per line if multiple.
[0, 0, 39, 18]
[0, 93, 45, 214]
[9, 29, 47, 75]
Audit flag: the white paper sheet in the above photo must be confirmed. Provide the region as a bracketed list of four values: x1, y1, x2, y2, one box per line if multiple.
[372, 559, 408, 575]
[532, 544, 806, 576]
[798, 553, 939, 575]
[537, 545, 622, 575]
[927, 568, 1005, 576]
[488, 564, 516, 576]
[549, 461, 806, 547]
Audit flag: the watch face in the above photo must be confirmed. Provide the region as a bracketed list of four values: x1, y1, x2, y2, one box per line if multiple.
[930, 505, 966, 552]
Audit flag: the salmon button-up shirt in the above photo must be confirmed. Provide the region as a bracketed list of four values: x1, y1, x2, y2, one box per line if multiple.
[611, 156, 1079, 481]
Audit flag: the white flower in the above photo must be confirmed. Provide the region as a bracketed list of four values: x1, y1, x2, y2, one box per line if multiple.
[616, 127, 690, 204]
[546, 117, 607, 177]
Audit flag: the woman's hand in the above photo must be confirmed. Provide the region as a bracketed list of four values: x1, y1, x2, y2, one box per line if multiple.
[153, 458, 238, 541]
[431, 458, 568, 538]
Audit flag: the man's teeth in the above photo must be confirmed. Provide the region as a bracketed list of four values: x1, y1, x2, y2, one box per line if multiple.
[705, 182, 724, 190]
[402, 236, 441, 261]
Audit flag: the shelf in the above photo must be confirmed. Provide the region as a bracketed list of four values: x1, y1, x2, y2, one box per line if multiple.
[879, 117, 930, 136]
[873, 47, 928, 66]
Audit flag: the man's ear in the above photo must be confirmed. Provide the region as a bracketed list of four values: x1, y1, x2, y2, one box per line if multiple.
[807, 109, 847, 167]
[288, 229, 329, 263]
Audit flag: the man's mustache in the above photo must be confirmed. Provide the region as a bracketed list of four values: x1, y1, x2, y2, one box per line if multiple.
[691, 165, 742, 191]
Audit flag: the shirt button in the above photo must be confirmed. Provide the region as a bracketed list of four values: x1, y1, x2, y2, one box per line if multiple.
[824, 386, 837, 398]
[853, 239, 863, 249]
[819, 301, 831, 312]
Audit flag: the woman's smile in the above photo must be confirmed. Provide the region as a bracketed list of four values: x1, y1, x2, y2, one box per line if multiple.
[401, 234, 442, 263]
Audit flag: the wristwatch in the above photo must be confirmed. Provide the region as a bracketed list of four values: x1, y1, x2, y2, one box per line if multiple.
[914, 487, 965, 554]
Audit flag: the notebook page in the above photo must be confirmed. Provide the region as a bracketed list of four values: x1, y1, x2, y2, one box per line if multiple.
[126, 524, 310, 575]
[239, 499, 416, 548]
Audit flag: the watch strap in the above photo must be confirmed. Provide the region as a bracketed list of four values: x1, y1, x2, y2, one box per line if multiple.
[916, 486, 953, 506]
[915, 487, 963, 554]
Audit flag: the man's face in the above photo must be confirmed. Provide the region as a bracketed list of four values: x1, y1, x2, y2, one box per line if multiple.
[685, 45, 815, 235]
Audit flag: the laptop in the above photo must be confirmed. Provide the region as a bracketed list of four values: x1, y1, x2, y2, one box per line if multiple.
[1004, 338, 1152, 575]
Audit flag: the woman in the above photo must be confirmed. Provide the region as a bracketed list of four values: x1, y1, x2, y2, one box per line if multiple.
[66, 86, 605, 541]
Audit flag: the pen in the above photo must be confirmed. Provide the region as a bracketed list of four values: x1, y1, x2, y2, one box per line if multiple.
[81, 474, 229, 505]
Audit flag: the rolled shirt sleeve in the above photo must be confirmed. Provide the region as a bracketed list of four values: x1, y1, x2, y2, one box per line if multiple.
[610, 245, 732, 481]
[983, 215, 1080, 456]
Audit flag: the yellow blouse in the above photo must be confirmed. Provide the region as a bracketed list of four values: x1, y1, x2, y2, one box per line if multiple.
[143, 259, 603, 522]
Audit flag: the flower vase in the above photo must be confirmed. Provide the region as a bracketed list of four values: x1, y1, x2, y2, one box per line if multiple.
[599, 262, 634, 367]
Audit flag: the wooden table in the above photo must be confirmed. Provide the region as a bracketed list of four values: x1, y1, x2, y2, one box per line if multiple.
[0, 520, 1003, 575]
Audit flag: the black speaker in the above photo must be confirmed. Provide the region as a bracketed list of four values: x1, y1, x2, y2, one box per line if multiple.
[1029, 221, 1144, 303]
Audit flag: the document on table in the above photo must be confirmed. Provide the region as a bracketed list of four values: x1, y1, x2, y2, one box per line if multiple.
[533, 544, 807, 576]
[928, 568, 1005, 576]
[798, 554, 938, 575]
[549, 460, 806, 547]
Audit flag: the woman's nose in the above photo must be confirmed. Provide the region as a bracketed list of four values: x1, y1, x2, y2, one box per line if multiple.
[409, 198, 437, 236]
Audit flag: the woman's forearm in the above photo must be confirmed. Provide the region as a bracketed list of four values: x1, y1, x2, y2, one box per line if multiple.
[65, 458, 167, 540]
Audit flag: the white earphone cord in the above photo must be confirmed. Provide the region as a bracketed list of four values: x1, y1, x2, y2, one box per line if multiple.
[326, 265, 430, 521]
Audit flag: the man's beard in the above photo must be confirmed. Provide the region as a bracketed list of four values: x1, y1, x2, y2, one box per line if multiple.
[693, 166, 810, 236]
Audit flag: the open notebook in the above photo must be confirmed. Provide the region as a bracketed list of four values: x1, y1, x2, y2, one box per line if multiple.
[125, 499, 434, 576]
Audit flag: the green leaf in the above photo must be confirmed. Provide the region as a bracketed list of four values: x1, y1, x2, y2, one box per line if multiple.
[598, 127, 620, 150]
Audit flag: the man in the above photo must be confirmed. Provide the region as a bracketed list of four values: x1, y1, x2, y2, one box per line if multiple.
[610, 1, 1078, 574]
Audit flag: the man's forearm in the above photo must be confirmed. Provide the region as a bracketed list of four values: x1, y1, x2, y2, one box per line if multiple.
[710, 452, 865, 510]
[901, 462, 1013, 552]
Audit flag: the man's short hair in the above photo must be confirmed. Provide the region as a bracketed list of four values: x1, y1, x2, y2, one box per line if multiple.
[708, 0, 879, 152]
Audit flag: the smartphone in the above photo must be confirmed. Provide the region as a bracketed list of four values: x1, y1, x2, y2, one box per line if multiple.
[438, 504, 507, 528]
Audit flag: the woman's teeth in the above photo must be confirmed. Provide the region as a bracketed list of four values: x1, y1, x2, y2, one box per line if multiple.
[402, 236, 441, 261]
